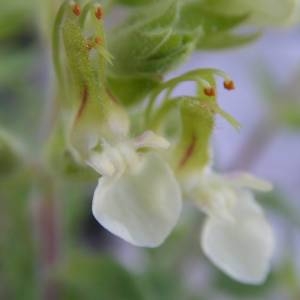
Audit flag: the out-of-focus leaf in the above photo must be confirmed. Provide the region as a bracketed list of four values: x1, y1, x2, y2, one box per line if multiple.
[258, 191, 300, 228]
[197, 31, 261, 50]
[0, 48, 35, 86]
[178, 1, 249, 33]
[199, 0, 299, 27]
[57, 253, 144, 300]
[108, 75, 161, 106]
[280, 105, 300, 130]
[109, 0, 197, 76]
[115, 0, 155, 6]
[0, 129, 24, 178]
[0, 174, 37, 300]
[108, 0, 197, 105]
[0, 0, 34, 39]
[139, 270, 187, 300]
[214, 269, 275, 297]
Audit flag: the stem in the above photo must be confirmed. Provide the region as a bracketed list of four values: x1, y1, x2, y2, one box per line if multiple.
[40, 188, 60, 300]
[31, 175, 61, 300]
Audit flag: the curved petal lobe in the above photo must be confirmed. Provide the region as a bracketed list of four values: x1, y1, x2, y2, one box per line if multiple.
[92, 153, 182, 247]
[201, 192, 274, 284]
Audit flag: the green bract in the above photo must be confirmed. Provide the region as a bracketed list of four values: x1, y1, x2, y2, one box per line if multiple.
[107, 0, 196, 106]
[52, 1, 129, 160]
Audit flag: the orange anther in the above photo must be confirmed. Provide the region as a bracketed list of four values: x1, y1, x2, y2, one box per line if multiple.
[204, 87, 216, 97]
[86, 43, 93, 50]
[95, 6, 103, 20]
[72, 3, 81, 16]
[94, 36, 101, 45]
[224, 80, 235, 90]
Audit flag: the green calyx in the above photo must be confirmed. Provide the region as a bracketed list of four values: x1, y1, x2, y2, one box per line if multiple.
[145, 69, 240, 175]
[52, 1, 129, 158]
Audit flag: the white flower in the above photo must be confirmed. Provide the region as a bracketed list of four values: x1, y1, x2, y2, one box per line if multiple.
[186, 170, 275, 284]
[87, 131, 182, 247]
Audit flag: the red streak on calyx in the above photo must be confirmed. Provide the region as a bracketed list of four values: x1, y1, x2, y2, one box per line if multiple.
[75, 86, 89, 122]
[179, 135, 197, 168]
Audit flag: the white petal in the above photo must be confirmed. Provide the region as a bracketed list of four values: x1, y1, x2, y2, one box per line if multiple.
[86, 152, 115, 176]
[134, 131, 170, 150]
[92, 153, 182, 247]
[228, 172, 273, 192]
[201, 192, 274, 284]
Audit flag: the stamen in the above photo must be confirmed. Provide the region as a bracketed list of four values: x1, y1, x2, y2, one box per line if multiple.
[223, 80, 235, 91]
[204, 87, 216, 97]
[95, 5, 103, 20]
[86, 41, 93, 50]
[72, 3, 81, 16]
[94, 36, 101, 45]
[85, 36, 102, 50]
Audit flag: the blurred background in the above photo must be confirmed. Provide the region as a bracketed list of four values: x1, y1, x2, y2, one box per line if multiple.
[0, 1, 300, 299]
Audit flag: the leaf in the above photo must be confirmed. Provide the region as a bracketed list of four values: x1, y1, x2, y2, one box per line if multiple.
[0, 174, 37, 300]
[0, 0, 34, 39]
[0, 48, 35, 86]
[138, 270, 187, 300]
[0, 129, 24, 178]
[178, 0, 249, 33]
[115, 0, 155, 6]
[279, 105, 300, 130]
[214, 269, 275, 297]
[258, 191, 300, 228]
[56, 252, 144, 300]
[197, 31, 261, 50]
[108, 75, 161, 106]
[108, 0, 197, 77]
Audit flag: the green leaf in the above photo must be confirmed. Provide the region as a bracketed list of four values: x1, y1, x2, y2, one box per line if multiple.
[280, 105, 300, 130]
[0, 0, 34, 39]
[57, 252, 144, 300]
[108, 0, 196, 77]
[214, 269, 275, 297]
[0, 129, 24, 178]
[258, 191, 300, 228]
[115, 0, 155, 6]
[178, 0, 249, 33]
[0, 48, 35, 86]
[197, 31, 260, 50]
[108, 75, 161, 106]
[0, 174, 37, 300]
[139, 270, 187, 300]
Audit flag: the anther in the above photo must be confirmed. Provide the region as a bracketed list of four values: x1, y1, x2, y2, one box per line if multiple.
[94, 36, 101, 45]
[86, 42, 93, 50]
[223, 80, 235, 91]
[204, 87, 216, 97]
[85, 36, 102, 50]
[95, 5, 103, 20]
[72, 3, 81, 16]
